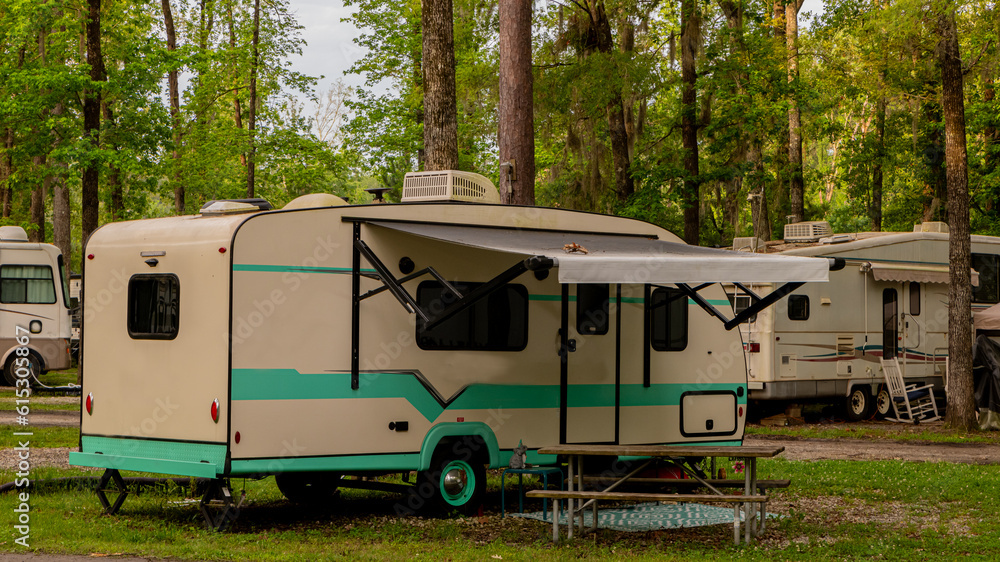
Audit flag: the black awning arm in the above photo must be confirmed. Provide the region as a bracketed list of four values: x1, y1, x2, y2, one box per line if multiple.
[359, 266, 464, 303]
[420, 255, 554, 331]
[731, 282, 763, 304]
[354, 238, 430, 323]
[674, 281, 806, 331]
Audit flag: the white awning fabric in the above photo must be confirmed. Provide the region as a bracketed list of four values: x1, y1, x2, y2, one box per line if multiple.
[367, 221, 829, 284]
[870, 263, 979, 286]
[976, 303, 1000, 332]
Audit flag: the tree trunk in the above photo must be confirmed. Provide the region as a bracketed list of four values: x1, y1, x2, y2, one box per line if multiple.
[30, 155, 46, 243]
[786, 0, 804, 224]
[937, 10, 975, 431]
[246, 0, 260, 198]
[162, 0, 184, 213]
[871, 94, 886, 231]
[227, 0, 247, 168]
[680, 0, 700, 245]
[921, 99, 946, 222]
[1, 128, 12, 218]
[422, 0, 458, 171]
[82, 0, 105, 245]
[102, 103, 124, 220]
[498, 0, 535, 205]
[772, 1, 789, 226]
[52, 103, 71, 266]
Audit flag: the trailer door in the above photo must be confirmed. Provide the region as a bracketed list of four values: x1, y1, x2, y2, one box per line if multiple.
[560, 284, 618, 444]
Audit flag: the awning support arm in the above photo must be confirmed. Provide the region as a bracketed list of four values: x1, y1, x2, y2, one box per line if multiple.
[674, 281, 806, 331]
[421, 256, 554, 331]
[353, 239, 430, 323]
[359, 266, 464, 303]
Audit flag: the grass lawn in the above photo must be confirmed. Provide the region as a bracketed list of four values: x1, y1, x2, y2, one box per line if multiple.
[1, 459, 998, 560]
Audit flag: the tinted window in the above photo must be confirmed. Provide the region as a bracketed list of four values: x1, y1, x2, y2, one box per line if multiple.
[650, 287, 688, 351]
[972, 253, 1000, 304]
[0, 265, 56, 304]
[883, 288, 898, 360]
[788, 295, 809, 321]
[416, 281, 528, 351]
[576, 284, 610, 335]
[128, 275, 180, 339]
[909, 282, 920, 316]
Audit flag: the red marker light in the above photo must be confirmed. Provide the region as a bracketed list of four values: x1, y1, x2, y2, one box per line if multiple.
[86, 393, 94, 415]
[87, 254, 95, 260]
[211, 399, 220, 423]
[235, 431, 241, 444]
[739, 406, 744, 417]
[219, 247, 227, 254]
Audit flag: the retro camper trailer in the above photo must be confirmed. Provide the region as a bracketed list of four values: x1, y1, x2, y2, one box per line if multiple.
[0, 226, 72, 386]
[730, 221, 1000, 420]
[70, 171, 828, 527]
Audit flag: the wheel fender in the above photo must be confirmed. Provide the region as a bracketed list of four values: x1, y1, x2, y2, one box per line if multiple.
[418, 423, 499, 471]
[844, 381, 876, 397]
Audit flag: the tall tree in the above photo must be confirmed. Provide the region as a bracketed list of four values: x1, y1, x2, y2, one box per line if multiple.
[82, 0, 105, 244]
[246, 0, 260, 198]
[680, 0, 700, 244]
[498, 0, 535, 205]
[785, 0, 805, 224]
[422, 0, 459, 170]
[161, 0, 183, 213]
[937, 8, 975, 430]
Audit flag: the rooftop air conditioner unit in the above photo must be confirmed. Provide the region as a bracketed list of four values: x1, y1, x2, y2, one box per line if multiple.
[732, 237, 765, 252]
[401, 170, 501, 204]
[914, 221, 949, 233]
[783, 221, 832, 243]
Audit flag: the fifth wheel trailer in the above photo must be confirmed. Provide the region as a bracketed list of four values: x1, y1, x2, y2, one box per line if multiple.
[70, 171, 829, 527]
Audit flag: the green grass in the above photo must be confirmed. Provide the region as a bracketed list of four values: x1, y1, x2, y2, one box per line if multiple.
[2, 460, 999, 560]
[746, 423, 1000, 444]
[1, 425, 79, 448]
[0, 367, 80, 412]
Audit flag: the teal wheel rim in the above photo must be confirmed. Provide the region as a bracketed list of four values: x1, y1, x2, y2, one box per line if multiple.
[439, 460, 475, 507]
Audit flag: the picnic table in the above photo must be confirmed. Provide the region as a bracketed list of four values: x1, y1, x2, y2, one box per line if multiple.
[528, 444, 786, 544]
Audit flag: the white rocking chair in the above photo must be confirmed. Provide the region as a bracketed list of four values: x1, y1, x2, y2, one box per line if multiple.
[880, 357, 940, 423]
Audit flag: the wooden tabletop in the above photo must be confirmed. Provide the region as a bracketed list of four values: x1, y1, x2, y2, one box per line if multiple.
[537, 444, 785, 458]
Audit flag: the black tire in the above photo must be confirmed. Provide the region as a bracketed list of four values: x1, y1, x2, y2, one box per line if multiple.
[274, 472, 340, 505]
[3, 351, 42, 387]
[875, 386, 892, 418]
[424, 451, 486, 516]
[845, 387, 872, 421]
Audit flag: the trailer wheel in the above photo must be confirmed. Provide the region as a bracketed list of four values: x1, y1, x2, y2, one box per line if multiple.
[874, 386, 892, 418]
[427, 453, 486, 515]
[3, 351, 42, 387]
[274, 472, 340, 505]
[845, 387, 872, 421]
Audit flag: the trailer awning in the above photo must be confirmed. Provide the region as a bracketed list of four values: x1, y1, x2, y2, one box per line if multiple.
[869, 262, 979, 286]
[366, 221, 830, 284]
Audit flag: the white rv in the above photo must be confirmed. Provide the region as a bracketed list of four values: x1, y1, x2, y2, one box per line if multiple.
[730, 221, 1000, 420]
[69, 171, 828, 527]
[0, 226, 72, 386]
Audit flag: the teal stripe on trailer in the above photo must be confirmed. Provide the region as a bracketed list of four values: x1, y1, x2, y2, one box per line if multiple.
[231, 369, 746, 422]
[70, 436, 227, 478]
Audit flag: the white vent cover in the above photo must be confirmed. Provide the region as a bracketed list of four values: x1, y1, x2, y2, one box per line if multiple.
[783, 221, 832, 242]
[0, 226, 29, 242]
[401, 170, 501, 204]
[732, 237, 765, 252]
[914, 221, 949, 233]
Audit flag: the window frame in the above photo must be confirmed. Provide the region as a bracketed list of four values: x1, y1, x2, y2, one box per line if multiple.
[787, 294, 810, 321]
[649, 286, 688, 352]
[415, 281, 529, 352]
[127, 274, 181, 340]
[972, 253, 1000, 304]
[0, 264, 57, 305]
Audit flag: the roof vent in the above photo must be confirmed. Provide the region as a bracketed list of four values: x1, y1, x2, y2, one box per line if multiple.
[819, 234, 854, 244]
[200, 198, 273, 215]
[732, 237, 765, 252]
[401, 170, 501, 204]
[283, 193, 348, 210]
[914, 221, 949, 233]
[783, 221, 832, 243]
[0, 226, 29, 242]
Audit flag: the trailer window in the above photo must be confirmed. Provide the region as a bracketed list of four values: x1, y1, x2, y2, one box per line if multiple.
[576, 284, 610, 335]
[649, 287, 688, 351]
[0, 265, 56, 304]
[415, 281, 528, 351]
[727, 293, 757, 323]
[972, 253, 1000, 304]
[128, 275, 179, 340]
[909, 282, 920, 316]
[788, 295, 809, 321]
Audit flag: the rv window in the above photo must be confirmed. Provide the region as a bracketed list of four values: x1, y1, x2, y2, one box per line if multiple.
[415, 281, 528, 351]
[972, 253, 1000, 304]
[727, 293, 757, 323]
[909, 282, 920, 316]
[788, 295, 809, 321]
[576, 284, 610, 335]
[127, 275, 180, 340]
[649, 287, 688, 351]
[0, 265, 56, 304]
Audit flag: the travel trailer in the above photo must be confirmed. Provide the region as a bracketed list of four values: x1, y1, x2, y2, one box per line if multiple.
[69, 171, 829, 528]
[730, 221, 1000, 420]
[0, 226, 72, 386]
